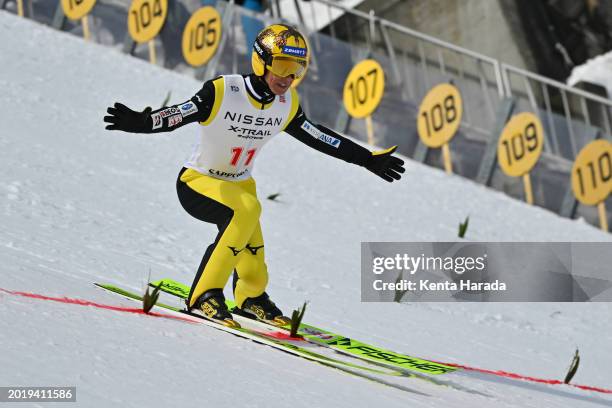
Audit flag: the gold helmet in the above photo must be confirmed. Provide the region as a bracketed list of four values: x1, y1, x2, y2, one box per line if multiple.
[251, 24, 309, 83]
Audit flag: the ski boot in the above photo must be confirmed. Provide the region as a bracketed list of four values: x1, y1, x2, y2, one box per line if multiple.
[191, 289, 240, 328]
[235, 292, 291, 326]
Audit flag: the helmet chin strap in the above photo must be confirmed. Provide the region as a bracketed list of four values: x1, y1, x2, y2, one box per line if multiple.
[250, 73, 275, 103]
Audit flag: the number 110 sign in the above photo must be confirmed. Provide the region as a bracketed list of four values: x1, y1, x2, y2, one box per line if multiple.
[571, 139, 612, 231]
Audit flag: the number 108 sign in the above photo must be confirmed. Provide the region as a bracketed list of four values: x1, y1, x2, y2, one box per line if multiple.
[416, 83, 463, 148]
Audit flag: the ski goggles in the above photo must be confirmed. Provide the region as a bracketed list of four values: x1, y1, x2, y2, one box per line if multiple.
[267, 56, 308, 79]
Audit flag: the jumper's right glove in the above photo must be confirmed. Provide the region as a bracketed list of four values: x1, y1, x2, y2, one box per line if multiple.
[104, 103, 152, 133]
[364, 146, 405, 182]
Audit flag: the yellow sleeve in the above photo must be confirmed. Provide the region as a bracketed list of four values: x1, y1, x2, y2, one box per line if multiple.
[199, 76, 225, 126]
[281, 88, 301, 131]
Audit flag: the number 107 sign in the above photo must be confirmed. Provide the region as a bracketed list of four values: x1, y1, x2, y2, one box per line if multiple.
[342, 60, 385, 119]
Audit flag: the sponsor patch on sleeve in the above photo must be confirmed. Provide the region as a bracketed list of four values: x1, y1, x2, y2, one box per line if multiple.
[151, 112, 163, 130]
[180, 101, 198, 117]
[300, 121, 341, 148]
[168, 114, 183, 127]
[159, 107, 180, 118]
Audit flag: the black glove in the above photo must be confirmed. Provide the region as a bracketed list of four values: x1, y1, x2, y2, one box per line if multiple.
[364, 146, 405, 182]
[104, 103, 152, 132]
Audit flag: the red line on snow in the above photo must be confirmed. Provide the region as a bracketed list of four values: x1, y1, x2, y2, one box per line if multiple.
[2, 287, 611, 394]
[261, 331, 305, 341]
[0, 287, 195, 324]
[435, 362, 612, 394]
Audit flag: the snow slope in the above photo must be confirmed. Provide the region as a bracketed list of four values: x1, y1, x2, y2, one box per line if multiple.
[1, 11, 611, 408]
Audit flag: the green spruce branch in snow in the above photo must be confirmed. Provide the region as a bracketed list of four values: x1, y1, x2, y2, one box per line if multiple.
[458, 216, 469, 238]
[143, 283, 161, 314]
[290, 302, 308, 338]
[267, 193, 281, 201]
[564, 349, 580, 384]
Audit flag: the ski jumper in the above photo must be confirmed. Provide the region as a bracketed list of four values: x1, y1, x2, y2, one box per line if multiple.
[121, 73, 382, 309]
[178, 75, 298, 308]
[104, 23, 405, 322]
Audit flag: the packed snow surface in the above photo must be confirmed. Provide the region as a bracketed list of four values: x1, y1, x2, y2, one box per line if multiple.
[568, 50, 612, 99]
[1, 11, 611, 408]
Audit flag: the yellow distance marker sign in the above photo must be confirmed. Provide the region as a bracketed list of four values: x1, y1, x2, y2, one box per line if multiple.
[61, 0, 96, 20]
[417, 83, 463, 148]
[571, 140, 612, 206]
[497, 112, 544, 177]
[128, 0, 168, 44]
[182, 7, 222, 67]
[342, 59, 385, 119]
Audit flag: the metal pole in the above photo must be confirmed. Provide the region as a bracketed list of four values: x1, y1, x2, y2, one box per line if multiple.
[492, 61, 504, 99]
[476, 59, 495, 120]
[231, 11, 237, 74]
[417, 40, 429, 93]
[369, 10, 376, 45]
[308, 0, 321, 51]
[560, 89, 578, 158]
[501, 64, 513, 97]
[292, 0, 305, 27]
[379, 22, 402, 87]
[602, 105, 612, 138]
[457, 54, 473, 128]
[327, 3, 335, 38]
[401, 48, 416, 101]
[51, 0, 66, 30]
[476, 97, 516, 186]
[202, 0, 235, 80]
[541, 82, 560, 156]
[437, 49, 446, 77]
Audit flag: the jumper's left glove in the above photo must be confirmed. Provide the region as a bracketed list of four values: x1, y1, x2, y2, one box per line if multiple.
[364, 146, 405, 182]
